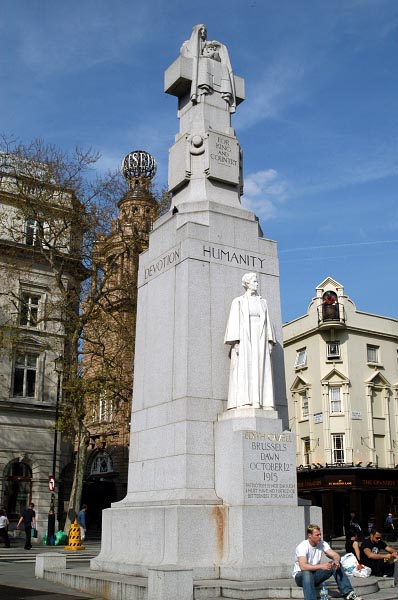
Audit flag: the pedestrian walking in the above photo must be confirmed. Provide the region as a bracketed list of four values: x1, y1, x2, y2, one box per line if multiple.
[16, 502, 36, 550]
[77, 504, 87, 542]
[385, 513, 395, 541]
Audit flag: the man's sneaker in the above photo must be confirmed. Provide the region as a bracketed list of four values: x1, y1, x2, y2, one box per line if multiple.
[345, 592, 363, 600]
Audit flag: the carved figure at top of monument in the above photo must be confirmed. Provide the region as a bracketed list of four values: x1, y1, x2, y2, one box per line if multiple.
[224, 273, 275, 410]
[180, 23, 236, 113]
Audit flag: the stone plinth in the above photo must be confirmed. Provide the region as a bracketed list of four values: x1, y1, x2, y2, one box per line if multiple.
[35, 553, 66, 578]
[90, 201, 318, 581]
[215, 411, 297, 506]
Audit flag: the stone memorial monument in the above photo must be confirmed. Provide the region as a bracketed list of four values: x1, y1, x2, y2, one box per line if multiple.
[91, 24, 320, 596]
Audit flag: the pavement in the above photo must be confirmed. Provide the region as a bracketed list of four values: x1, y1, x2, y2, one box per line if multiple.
[0, 537, 102, 599]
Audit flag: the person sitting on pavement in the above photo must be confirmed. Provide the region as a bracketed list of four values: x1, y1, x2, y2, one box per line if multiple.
[293, 523, 363, 600]
[360, 527, 398, 577]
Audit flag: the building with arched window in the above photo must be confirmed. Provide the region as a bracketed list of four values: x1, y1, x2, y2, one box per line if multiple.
[0, 154, 85, 536]
[283, 277, 398, 537]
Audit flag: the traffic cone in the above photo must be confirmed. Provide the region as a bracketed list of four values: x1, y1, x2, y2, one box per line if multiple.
[64, 518, 85, 550]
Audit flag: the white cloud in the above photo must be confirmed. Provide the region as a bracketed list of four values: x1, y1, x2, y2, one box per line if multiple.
[241, 168, 288, 221]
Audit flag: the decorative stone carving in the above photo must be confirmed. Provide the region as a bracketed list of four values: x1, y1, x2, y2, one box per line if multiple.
[224, 273, 275, 410]
[180, 24, 236, 112]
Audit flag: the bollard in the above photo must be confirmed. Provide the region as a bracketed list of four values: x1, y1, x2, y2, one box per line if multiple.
[64, 518, 85, 550]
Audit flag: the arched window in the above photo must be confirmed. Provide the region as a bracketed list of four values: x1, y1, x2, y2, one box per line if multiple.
[90, 452, 113, 476]
[2, 460, 32, 520]
[322, 291, 339, 321]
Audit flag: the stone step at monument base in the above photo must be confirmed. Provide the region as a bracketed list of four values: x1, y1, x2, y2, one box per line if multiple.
[39, 564, 396, 600]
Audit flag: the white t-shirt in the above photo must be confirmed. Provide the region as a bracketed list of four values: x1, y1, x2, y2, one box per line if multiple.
[292, 539, 331, 577]
[0, 515, 9, 528]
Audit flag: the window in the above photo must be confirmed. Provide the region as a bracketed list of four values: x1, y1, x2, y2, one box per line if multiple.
[303, 438, 310, 466]
[329, 386, 342, 413]
[25, 219, 52, 248]
[332, 433, 345, 463]
[20, 292, 40, 327]
[99, 395, 113, 422]
[367, 345, 379, 364]
[90, 452, 113, 475]
[327, 341, 340, 360]
[25, 219, 41, 247]
[12, 352, 38, 397]
[295, 348, 307, 368]
[2, 461, 32, 519]
[300, 392, 309, 419]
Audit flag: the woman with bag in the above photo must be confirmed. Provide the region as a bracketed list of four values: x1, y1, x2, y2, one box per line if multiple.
[17, 502, 36, 550]
[342, 531, 371, 577]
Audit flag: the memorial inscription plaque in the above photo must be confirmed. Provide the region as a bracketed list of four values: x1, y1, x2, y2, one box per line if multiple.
[243, 430, 297, 506]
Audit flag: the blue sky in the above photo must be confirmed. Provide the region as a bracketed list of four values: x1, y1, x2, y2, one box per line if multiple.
[1, 0, 398, 323]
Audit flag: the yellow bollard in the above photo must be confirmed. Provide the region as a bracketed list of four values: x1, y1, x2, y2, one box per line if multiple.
[64, 517, 86, 550]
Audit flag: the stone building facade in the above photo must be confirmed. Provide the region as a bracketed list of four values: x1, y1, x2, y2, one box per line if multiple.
[80, 151, 158, 530]
[283, 277, 398, 537]
[0, 155, 84, 535]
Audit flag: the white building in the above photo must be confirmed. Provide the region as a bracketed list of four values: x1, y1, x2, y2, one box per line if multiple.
[283, 277, 398, 537]
[0, 155, 84, 536]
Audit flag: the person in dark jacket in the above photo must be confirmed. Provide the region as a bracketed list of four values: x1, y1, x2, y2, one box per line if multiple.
[17, 502, 36, 550]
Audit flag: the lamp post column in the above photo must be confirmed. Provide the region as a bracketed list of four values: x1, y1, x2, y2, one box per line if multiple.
[47, 356, 63, 545]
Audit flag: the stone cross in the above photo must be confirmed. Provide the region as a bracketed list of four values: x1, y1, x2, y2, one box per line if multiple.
[164, 24, 245, 203]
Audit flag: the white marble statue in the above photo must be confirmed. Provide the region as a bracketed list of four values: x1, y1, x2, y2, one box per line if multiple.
[224, 273, 275, 409]
[180, 23, 236, 112]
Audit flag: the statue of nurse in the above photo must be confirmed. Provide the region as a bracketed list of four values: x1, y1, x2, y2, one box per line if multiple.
[224, 273, 275, 409]
[180, 23, 236, 112]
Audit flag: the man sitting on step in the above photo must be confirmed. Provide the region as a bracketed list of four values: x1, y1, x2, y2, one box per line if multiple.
[293, 524, 363, 600]
[360, 527, 398, 577]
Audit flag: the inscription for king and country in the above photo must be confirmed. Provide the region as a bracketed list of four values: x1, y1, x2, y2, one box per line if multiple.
[207, 131, 239, 185]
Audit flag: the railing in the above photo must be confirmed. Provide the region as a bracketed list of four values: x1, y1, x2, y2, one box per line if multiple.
[317, 302, 346, 327]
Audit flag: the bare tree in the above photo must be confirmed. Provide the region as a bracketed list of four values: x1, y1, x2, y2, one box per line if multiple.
[0, 136, 163, 531]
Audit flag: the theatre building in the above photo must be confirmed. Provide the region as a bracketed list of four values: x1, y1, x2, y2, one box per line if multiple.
[283, 277, 398, 537]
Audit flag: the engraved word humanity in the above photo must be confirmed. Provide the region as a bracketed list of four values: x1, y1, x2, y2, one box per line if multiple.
[203, 246, 268, 270]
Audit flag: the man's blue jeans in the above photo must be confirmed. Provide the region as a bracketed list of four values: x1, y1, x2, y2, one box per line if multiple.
[295, 565, 353, 600]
